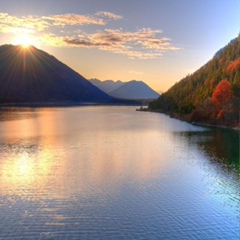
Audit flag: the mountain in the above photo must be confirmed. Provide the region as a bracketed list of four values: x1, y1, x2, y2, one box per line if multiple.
[0, 45, 113, 104]
[148, 37, 240, 128]
[108, 80, 160, 100]
[89, 79, 124, 93]
[89, 79, 160, 100]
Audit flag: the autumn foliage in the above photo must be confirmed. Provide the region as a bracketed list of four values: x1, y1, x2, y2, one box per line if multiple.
[148, 38, 240, 128]
[217, 109, 225, 120]
[212, 80, 233, 105]
[227, 58, 240, 73]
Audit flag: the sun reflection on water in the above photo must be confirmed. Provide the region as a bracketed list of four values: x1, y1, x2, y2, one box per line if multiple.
[0, 107, 239, 240]
[0, 109, 61, 200]
[0, 146, 56, 199]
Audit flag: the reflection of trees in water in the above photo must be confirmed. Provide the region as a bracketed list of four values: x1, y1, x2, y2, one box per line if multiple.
[175, 129, 240, 215]
[200, 128, 239, 172]
[194, 129, 240, 217]
[177, 129, 239, 173]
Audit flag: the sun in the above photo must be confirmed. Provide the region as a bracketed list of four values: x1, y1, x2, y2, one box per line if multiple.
[12, 34, 36, 48]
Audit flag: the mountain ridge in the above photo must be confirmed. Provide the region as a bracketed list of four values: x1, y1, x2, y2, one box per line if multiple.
[108, 80, 160, 100]
[148, 37, 240, 128]
[90, 79, 160, 100]
[0, 45, 113, 104]
[89, 79, 124, 93]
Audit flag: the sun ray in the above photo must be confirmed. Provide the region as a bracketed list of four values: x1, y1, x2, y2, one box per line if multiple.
[12, 34, 37, 48]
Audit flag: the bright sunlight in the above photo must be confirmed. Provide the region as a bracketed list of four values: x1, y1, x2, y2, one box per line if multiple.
[12, 34, 36, 48]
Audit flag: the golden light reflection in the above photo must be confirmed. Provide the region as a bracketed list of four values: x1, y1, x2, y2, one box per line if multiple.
[2, 154, 34, 186]
[0, 110, 61, 200]
[0, 108, 168, 201]
[17, 155, 34, 179]
[66, 129, 167, 194]
[0, 148, 56, 199]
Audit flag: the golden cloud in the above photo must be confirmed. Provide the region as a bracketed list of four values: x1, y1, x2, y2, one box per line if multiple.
[61, 28, 180, 59]
[44, 14, 105, 26]
[0, 12, 106, 34]
[0, 13, 49, 32]
[0, 12, 180, 59]
[95, 11, 123, 20]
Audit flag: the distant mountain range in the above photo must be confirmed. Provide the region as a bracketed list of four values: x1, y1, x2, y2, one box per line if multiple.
[89, 79, 160, 100]
[89, 79, 124, 93]
[0, 45, 113, 105]
[148, 37, 240, 128]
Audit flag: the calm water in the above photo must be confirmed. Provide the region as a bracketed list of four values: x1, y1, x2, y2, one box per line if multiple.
[0, 106, 239, 240]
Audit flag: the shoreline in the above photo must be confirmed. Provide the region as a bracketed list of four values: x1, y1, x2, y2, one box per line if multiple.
[0, 100, 141, 108]
[136, 107, 240, 131]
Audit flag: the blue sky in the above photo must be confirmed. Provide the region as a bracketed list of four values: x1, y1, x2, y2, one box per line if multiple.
[0, 0, 239, 92]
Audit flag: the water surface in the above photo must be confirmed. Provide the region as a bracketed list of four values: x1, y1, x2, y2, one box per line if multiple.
[0, 106, 239, 239]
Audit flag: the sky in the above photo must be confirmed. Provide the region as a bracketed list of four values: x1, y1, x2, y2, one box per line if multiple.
[0, 0, 239, 92]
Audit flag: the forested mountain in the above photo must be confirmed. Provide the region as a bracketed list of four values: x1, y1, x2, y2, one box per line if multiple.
[0, 45, 113, 104]
[149, 37, 240, 128]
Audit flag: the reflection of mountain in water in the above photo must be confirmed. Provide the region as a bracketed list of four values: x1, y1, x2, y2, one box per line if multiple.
[0, 107, 38, 121]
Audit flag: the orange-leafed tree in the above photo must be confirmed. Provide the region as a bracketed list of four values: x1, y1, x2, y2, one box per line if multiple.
[212, 80, 233, 105]
[226, 58, 240, 74]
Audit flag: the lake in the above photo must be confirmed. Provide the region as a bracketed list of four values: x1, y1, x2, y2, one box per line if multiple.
[0, 106, 239, 239]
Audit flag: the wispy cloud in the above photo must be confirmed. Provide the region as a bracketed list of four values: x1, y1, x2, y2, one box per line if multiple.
[42, 33, 68, 47]
[0, 13, 49, 33]
[95, 11, 123, 20]
[0, 11, 180, 59]
[62, 28, 180, 59]
[0, 12, 106, 34]
[43, 14, 105, 26]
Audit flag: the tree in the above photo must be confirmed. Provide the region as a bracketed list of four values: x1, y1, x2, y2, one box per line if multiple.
[232, 71, 240, 97]
[227, 58, 240, 74]
[212, 80, 233, 105]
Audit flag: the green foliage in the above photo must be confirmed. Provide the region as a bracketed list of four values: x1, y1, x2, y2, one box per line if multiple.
[149, 37, 240, 127]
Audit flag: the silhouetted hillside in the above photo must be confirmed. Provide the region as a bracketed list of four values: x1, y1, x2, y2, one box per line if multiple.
[0, 45, 113, 104]
[149, 37, 240, 128]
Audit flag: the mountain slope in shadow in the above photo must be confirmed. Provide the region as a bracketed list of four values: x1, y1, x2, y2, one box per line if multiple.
[0, 45, 113, 104]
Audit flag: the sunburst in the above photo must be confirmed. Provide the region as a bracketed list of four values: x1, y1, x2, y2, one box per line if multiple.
[12, 34, 36, 48]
